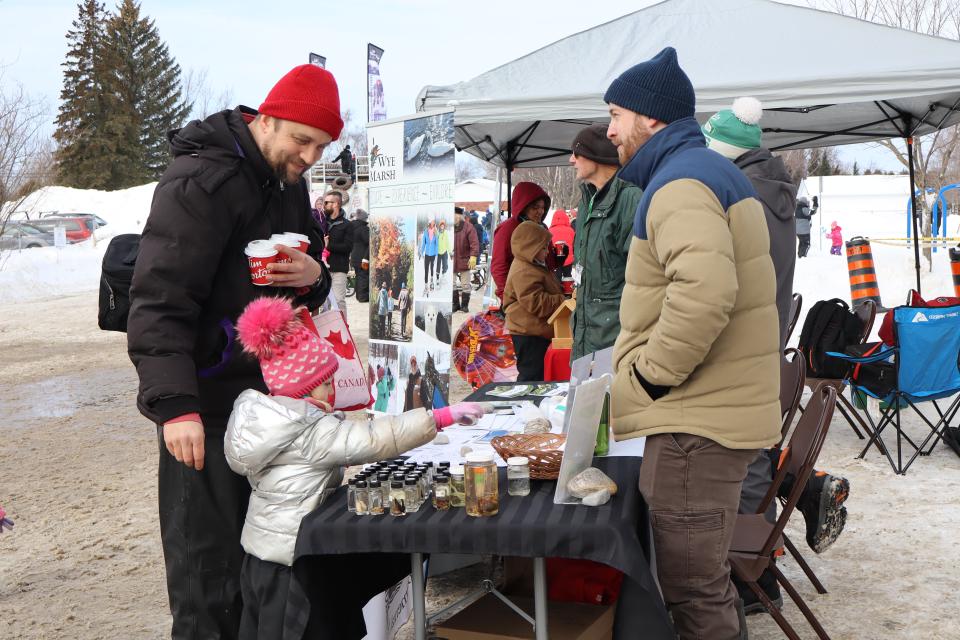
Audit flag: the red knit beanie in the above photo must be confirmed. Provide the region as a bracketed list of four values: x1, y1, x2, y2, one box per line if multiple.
[259, 65, 344, 139]
[236, 297, 340, 398]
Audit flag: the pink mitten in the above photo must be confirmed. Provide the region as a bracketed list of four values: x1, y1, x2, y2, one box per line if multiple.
[433, 402, 487, 430]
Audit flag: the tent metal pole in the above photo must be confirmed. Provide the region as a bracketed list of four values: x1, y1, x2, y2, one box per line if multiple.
[907, 135, 922, 294]
[506, 164, 513, 217]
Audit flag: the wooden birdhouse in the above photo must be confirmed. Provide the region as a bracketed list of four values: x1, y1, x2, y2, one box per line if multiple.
[547, 298, 576, 349]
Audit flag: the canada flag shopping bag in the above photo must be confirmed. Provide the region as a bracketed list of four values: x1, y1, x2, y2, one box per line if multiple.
[301, 298, 372, 411]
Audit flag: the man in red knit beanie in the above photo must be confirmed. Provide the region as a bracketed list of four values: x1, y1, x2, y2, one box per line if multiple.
[128, 64, 343, 639]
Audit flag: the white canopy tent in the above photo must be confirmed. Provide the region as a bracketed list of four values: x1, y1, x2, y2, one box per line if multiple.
[416, 0, 960, 292]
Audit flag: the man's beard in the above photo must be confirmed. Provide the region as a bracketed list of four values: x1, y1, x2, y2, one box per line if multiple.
[263, 142, 307, 185]
[617, 119, 654, 166]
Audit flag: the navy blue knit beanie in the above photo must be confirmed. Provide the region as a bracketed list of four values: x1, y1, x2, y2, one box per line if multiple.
[603, 47, 696, 124]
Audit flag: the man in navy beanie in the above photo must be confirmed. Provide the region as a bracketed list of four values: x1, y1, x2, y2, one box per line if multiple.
[605, 47, 781, 640]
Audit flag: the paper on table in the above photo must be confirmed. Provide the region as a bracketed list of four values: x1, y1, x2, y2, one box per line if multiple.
[607, 436, 645, 458]
[401, 409, 531, 467]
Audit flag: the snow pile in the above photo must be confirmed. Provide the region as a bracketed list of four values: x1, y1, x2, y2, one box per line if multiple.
[1, 183, 156, 303]
[6, 183, 157, 238]
[0, 242, 109, 303]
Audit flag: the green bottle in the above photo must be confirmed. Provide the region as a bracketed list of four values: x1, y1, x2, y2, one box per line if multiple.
[594, 394, 610, 456]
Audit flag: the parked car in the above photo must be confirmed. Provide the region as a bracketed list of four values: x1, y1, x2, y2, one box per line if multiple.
[41, 212, 108, 228]
[28, 217, 95, 243]
[0, 222, 54, 250]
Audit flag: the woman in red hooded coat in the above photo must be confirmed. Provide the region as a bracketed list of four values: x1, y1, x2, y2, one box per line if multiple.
[491, 182, 556, 300]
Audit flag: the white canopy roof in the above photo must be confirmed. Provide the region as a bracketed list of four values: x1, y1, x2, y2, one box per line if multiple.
[417, 0, 960, 168]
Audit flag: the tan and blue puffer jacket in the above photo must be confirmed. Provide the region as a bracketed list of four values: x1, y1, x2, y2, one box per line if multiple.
[611, 117, 781, 450]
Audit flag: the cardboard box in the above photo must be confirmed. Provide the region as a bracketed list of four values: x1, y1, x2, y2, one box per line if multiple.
[434, 593, 614, 640]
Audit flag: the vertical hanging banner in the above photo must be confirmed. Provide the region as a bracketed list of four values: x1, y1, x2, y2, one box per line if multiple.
[367, 110, 456, 414]
[367, 43, 387, 123]
[308, 52, 326, 68]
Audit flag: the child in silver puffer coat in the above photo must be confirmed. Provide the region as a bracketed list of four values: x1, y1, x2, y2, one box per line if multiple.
[226, 296, 484, 639]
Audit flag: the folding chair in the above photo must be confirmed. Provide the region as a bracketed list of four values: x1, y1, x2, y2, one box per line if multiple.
[828, 304, 960, 475]
[730, 384, 837, 640]
[771, 349, 831, 595]
[785, 293, 803, 345]
[779, 348, 805, 445]
[802, 299, 877, 440]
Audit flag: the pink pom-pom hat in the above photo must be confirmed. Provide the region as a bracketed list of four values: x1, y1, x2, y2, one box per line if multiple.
[236, 297, 339, 398]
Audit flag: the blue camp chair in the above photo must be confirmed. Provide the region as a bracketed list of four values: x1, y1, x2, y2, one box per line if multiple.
[828, 304, 960, 474]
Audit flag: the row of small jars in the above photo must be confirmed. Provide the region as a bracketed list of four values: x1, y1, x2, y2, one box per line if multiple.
[346, 454, 531, 518]
[348, 459, 459, 516]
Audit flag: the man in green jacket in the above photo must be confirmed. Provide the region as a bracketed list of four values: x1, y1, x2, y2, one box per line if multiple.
[568, 124, 643, 361]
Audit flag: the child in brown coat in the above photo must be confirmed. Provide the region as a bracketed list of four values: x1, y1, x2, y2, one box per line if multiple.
[502, 221, 566, 381]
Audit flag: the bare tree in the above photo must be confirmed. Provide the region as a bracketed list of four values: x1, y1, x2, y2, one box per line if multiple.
[455, 153, 494, 182]
[776, 149, 810, 184]
[821, 0, 960, 266]
[0, 72, 54, 240]
[181, 67, 234, 122]
[513, 165, 580, 209]
[324, 108, 368, 161]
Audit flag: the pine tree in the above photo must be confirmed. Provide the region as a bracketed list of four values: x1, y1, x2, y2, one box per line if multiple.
[54, 0, 113, 188]
[852, 160, 861, 176]
[102, 0, 190, 188]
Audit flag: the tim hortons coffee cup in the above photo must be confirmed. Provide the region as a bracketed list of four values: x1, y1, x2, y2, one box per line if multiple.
[561, 277, 574, 295]
[245, 240, 279, 286]
[284, 232, 310, 253]
[269, 234, 298, 263]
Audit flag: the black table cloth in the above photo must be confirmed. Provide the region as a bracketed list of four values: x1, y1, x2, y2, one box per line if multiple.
[295, 456, 674, 638]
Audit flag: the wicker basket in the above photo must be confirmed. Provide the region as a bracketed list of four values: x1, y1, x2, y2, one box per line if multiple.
[491, 433, 565, 480]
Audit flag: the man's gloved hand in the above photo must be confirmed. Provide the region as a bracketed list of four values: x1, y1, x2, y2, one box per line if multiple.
[433, 402, 488, 430]
[468, 256, 477, 270]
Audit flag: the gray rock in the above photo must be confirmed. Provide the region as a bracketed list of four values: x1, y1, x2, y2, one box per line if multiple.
[582, 488, 611, 507]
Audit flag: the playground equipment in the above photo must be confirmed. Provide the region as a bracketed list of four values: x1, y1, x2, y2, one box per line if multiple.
[907, 184, 960, 252]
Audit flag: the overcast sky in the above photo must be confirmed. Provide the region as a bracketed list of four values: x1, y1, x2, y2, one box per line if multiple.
[1, 0, 902, 171]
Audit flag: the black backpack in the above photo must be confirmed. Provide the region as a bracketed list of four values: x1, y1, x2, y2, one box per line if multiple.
[797, 298, 864, 379]
[845, 341, 896, 397]
[98, 234, 140, 332]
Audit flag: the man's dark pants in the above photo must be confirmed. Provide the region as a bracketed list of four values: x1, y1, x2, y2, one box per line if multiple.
[355, 268, 369, 303]
[640, 433, 757, 640]
[797, 233, 811, 257]
[158, 424, 251, 639]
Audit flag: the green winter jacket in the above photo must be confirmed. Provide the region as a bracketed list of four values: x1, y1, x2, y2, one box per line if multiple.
[570, 176, 643, 361]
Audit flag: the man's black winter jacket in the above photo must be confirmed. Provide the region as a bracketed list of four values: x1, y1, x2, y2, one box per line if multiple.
[127, 106, 331, 428]
[326, 215, 354, 273]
